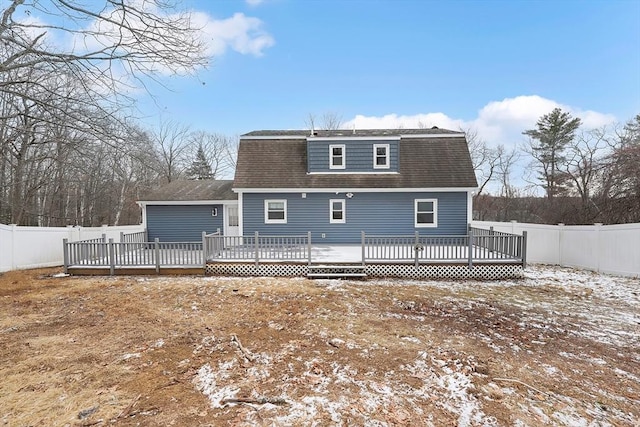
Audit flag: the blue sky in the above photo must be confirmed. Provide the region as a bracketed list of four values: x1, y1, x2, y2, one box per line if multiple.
[135, 0, 639, 145]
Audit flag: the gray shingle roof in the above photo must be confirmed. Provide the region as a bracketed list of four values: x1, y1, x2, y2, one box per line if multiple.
[139, 180, 236, 202]
[234, 129, 478, 189]
[241, 128, 462, 138]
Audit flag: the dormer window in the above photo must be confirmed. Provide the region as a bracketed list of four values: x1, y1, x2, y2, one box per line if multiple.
[373, 144, 390, 169]
[329, 144, 345, 169]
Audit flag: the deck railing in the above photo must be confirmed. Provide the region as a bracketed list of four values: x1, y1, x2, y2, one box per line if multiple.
[120, 230, 147, 244]
[63, 237, 204, 274]
[363, 227, 527, 268]
[64, 226, 526, 274]
[204, 231, 312, 265]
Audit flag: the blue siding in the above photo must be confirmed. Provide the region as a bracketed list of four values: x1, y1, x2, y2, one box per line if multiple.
[243, 192, 468, 244]
[146, 205, 223, 242]
[307, 140, 399, 172]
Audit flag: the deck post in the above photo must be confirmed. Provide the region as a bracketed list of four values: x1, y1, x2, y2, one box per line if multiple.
[489, 226, 494, 253]
[361, 231, 366, 267]
[154, 238, 160, 274]
[522, 231, 528, 269]
[108, 238, 115, 276]
[120, 231, 124, 243]
[254, 231, 259, 267]
[307, 231, 312, 266]
[202, 231, 207, 268]
[414, 231, 420, 269]
[467, 224, 473, 270]
[63, 238, 69, 274]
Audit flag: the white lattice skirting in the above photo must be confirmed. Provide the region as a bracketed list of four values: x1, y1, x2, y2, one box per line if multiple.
[205, 262, 523, 280]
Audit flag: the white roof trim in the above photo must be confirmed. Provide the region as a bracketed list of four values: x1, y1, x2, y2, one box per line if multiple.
[233, 187, 477, 194]
[309, 136, 400, 142]
[137, 200, 238, 206]
[240, 133, 465, 140]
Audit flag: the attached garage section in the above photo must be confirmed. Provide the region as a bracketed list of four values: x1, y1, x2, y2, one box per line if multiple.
[146, 204, 223, 242]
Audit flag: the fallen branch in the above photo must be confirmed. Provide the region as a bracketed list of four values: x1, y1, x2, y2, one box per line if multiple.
[221, 397, 288, 406]
[493, 378, 552, 397]
[231, 334, 255, 362]
[117, 394, 141, 419]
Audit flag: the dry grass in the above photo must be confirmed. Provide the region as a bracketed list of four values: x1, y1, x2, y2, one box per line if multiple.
[0, 267, 638, 426]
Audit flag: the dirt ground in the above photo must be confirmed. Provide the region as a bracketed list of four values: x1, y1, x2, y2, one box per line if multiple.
[0, 266, 638, 426]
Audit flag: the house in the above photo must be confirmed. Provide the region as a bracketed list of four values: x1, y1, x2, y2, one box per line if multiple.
[137, 179, 238, 242]
[69, 131, 527, 278]
[233, 128, 478, 243]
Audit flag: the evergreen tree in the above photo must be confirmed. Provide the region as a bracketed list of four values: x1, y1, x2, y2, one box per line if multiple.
[523, 108, 581, 198]
[186, 145, 214, 180]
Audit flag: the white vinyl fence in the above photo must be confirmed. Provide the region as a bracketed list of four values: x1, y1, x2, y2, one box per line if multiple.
[0, 224, 145, 272]
[473, 221, 640, 278]
[2, 222, 639, 277]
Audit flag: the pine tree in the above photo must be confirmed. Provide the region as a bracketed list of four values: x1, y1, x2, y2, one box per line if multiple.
[523, 108, 581, 198]
[186, 145, 214, 180]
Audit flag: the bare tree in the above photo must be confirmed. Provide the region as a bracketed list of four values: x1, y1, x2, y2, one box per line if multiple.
[305, 112, 343, 130]
[152, 120, 191, 183]
[1, 1, 207, 83]
[561, 127, 611, 212]
[464, 128, 500, 196]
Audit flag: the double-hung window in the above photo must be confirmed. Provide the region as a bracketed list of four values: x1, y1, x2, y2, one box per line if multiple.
[373, 144, 390, 169]
[415, 199, 437, 227]
[265, 200, 287, 224]
[329, 199, 346, 224]
[329, 144, 345, 169]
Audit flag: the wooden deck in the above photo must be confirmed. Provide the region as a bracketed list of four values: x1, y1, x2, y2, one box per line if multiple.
[64, 228, 526, 279]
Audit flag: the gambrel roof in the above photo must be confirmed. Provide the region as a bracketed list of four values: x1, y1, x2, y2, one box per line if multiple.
[234, 129, 478, 189]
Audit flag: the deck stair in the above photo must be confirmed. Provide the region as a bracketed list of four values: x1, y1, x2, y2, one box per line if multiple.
[307, 264, 367, 279]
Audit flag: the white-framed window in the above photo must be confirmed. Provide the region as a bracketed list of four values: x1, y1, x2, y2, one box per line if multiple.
[415, 199, 437, 227]
[329, 144, 345, 169]
[329, 199, 346, 224]
[265, 199, 287, 224]
[373, 143, 390, 169]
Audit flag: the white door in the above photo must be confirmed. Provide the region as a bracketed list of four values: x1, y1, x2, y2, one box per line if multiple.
[224, 204, 240, 237]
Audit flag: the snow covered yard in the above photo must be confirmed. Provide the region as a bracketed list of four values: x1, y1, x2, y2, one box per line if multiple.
[0, 265, 638, 426]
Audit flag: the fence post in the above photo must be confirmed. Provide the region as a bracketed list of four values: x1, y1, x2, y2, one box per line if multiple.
[522, 231, 528, 269]
[558, 223, 565, 267]
[307, 231, 312, 266]
[414, 231, 420, 269]
[108, 238, 115, 276]
[467, 224, 473, 270]
[63, 238, 69, 274]
[361, 231, 366, 267]
[254, 231, 259, 267]
[594, 223, 602, 273]
[154, 238, 160, 274]
[120, 231, 125, 243]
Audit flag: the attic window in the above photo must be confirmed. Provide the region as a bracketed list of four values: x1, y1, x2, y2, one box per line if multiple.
[265, 200, 287, 224]
[373, 144, 390, 169]
[329, 144, 345, 169]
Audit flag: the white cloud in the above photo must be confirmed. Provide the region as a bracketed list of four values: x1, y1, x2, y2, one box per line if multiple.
[195, 12, 275, 57]
[246, 0, 265, 6]
[343, 95, 617, 149]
